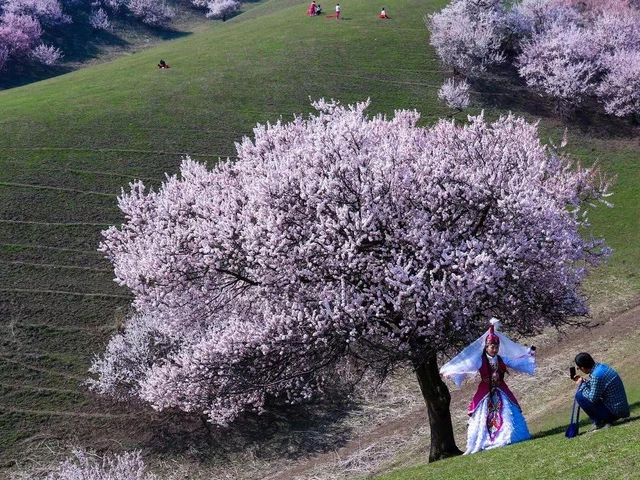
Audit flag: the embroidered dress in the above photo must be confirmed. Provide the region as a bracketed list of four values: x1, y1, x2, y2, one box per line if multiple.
[465, 353, 531, 454]
[440, 318, 536, 455]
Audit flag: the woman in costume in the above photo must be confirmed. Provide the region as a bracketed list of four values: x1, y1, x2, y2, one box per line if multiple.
[307, 1, 316, 15]
[440, 318, 536, 454]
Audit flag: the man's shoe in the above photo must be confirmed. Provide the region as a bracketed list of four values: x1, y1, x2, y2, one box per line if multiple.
[588, 423, 611, 433]
[588, 423, 604, 433]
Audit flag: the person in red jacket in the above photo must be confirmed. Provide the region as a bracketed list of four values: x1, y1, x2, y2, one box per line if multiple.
[379, 7, 389, 18]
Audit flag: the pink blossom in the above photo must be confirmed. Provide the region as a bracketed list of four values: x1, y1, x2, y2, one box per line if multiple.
[517, 22, 601, 107]
[2, 0, 70, 26]
[428, 0, 507, 75]
[430, 0, 640, 117]
[0, 13, 42, 54]
[88, 8, 111, 30]
[15, 449, 157, 480]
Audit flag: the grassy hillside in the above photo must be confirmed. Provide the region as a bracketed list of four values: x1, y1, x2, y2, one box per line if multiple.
[376, 406, 640, 480]
[0, 0, 639, 473]
[375, 360, 640, 480]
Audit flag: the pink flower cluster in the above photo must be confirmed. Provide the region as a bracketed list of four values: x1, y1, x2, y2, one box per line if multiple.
[91, 100, 610, 426]
[428, 0, 507, 75]
[127, 0, 173, 26]
[517, 1, 640, 116]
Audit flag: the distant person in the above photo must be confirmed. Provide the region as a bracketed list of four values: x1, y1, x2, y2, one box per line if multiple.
[307, 1, 316, 15]
[315, 3, 322, 15]
[573, 352, 630, 431]
[328, 3, 340, 19]
[379, 7, 389, 18]
[157, 59, 170, 69]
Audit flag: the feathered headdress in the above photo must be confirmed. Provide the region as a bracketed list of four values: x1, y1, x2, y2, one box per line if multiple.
[439, 317, 536, 387]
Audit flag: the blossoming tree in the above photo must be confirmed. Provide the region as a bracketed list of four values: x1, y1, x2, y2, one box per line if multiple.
[428, 0, 507, 76]
[91, 100, 610, 461]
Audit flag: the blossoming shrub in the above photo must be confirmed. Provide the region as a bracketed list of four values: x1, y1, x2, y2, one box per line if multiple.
[437, 78, 470, 110]
[15, 450, 156, 480]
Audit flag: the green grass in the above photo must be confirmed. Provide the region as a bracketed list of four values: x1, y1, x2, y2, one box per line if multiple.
[375, 372, 640, 480]
[375, 413, 640, 480]
[0, 0, 639, 471]
[374, 326, 640, 480]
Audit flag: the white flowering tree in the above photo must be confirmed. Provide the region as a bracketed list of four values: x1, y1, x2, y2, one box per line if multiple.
[437, 78, 470, 110]
[127, 0, 173, 25]
[596, 50, 640, 119]
[517, 22, 600, 113]
[91, 100, 610, 461]
[427, 0, 507, 76]
[204, 0, 240, 20]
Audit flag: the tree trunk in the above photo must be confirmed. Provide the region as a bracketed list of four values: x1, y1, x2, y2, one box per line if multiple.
[200, 414, 213, 444]
[414, 355, 463, 462]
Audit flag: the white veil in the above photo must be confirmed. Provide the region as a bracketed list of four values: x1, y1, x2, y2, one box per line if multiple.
[439, 318, 536, 387]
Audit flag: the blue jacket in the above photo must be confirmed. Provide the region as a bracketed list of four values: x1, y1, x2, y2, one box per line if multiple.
[580, 363, 630, 418]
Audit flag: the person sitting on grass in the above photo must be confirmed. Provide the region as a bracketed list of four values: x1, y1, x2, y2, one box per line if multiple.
[157, 59, 170, 69]
[379, 7, 389, 18]
[573, 352, 630, 432]
[315, 3, 322, 15]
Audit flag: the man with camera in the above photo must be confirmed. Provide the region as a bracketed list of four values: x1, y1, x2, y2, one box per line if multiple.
[571, 352, 630, 432]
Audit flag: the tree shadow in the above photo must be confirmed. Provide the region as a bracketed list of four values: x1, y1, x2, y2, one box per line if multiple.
[144, 392, 359, 463]
[0, 62, 74, 90]
[468, 66, 640, 141]
[532, 400, 640, 440]
[469, 70, 555, 119]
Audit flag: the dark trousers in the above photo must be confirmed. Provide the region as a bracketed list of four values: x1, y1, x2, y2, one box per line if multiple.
[575, 389, 617, 426]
